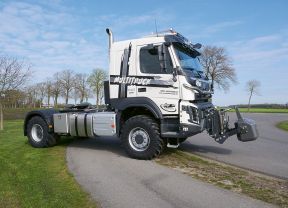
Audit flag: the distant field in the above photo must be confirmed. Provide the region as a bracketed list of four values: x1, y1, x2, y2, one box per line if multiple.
[3, 108, 40, 120]
[276, 121, 288, 131]
[229, 108, 288, 113]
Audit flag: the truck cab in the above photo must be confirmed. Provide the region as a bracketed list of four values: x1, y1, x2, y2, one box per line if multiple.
[24, 29, 259, 160]
[107, 30, 211, 139]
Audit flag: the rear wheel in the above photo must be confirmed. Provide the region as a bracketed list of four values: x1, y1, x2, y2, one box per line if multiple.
[27, 116, 59, 147]
[121, 115, 165, 160]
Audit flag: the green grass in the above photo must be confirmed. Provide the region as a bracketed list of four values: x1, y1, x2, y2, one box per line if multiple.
[276, 121, 288, 132]
[229, 108, 288, 113]
[156, 149, 288, 207]
[0, 120, 97, 208]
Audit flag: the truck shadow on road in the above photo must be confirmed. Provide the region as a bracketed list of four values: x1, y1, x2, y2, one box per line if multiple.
[65, 136, 232, 158]
[180, 141, 232, 155]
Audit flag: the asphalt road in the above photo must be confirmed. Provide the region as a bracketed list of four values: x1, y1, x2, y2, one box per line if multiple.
[66, 113, 285, 208]
[67, 138, 273, 208]
[181, 113, 288, 179]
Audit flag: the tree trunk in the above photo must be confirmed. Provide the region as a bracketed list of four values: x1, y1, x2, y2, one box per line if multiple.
[0, 103, 4, 130]
[80, 93, 84, 103]
[96, 88, 99, 108]
[248, 91, 253, 112]
[65, 90, 69, 104]
[47, 95, 50, 106]
[54, 95, 58, 107]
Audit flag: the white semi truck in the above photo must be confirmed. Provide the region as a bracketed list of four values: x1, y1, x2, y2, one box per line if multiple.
[24, 28, 258, 159]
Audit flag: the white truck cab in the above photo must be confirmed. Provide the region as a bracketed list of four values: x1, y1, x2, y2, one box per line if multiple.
[24, 29, 259, 159]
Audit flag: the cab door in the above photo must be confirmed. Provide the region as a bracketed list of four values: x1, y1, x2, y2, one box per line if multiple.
[135, 43, 180, 115]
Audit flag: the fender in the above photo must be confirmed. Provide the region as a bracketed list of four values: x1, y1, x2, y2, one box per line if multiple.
[23, 109, 59, 136]
[110, 97, 163, 136]
[110, 97, 163, 119]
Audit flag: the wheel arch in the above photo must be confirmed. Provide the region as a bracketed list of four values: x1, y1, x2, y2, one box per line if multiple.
[24, 109, 58, 136]
[110, 97, 163, 136]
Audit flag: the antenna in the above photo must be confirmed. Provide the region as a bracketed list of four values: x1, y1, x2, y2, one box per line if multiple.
[154, 19, 158, 37]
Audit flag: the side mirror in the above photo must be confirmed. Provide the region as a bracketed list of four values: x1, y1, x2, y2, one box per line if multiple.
[193, 43, 202, 49]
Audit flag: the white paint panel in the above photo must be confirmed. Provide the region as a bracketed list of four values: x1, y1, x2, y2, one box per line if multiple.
[110, 85, 119, 99]
[178, 75, 196, 101]
[152, 98, 179, 115]
[127, 85, 136, 97]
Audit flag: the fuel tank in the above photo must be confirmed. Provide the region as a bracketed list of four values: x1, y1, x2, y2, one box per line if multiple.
[53, 112, 116, 137]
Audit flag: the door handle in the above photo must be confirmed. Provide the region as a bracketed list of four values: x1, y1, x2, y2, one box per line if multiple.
[138, 88, 146, 92]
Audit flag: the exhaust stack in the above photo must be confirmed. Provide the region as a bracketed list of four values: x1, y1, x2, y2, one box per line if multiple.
[106, 28, 113, 50]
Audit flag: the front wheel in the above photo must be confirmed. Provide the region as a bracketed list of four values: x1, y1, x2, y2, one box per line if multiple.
[121, 115, 165, 160]
[27, 116, 59, 148]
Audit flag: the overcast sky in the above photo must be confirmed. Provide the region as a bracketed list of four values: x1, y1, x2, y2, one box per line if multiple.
[0, 0, 287, 106]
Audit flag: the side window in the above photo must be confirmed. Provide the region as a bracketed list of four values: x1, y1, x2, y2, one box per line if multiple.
[140, 45, 173, 74]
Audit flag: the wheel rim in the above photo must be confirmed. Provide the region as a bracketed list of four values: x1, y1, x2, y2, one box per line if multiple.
[31, 124, 44, 142]
[128, 127, 150, 151]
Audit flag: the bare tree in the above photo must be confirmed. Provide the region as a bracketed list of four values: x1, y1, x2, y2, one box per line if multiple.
[0, 56, 31, 93]
[25, 85, 38, 108]
[2, 89, 26, 108]
[45, 80, 52, 107]
[0, 56, 31, 130]
[74, 73, 89, 103]
[72, 88, 80, 104]
[51, 73, 62, 107]
[87, 69, 107, 107]
[85, 88, 93, 102]
[59, 70, 75, 104]
[246, 80, 261, 112]
[200, 46, 237, 92]
[36, 82, 46, 107]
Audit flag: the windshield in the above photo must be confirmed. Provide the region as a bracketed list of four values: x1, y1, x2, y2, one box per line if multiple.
[173, 42, 206, 79]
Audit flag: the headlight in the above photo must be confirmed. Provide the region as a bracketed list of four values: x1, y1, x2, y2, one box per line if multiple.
[195, 80, 201, 88]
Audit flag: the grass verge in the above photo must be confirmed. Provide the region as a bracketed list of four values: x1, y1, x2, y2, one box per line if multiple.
[0, 120, 97, 208]
[155, 149, 288, 207]
[276, 121, 288, 132]
[229, 108, 288, 113]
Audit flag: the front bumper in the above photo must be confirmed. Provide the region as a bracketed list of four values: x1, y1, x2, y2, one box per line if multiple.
[202, 107, 259, 143]
[162, 103, 259, 144]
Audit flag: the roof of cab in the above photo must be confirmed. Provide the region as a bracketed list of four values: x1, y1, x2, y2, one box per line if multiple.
[110, 29, 187, 50]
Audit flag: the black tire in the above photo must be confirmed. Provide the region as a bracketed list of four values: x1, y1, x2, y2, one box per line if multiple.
[121, 115, 165, 160]
[27, 116, 59, 148]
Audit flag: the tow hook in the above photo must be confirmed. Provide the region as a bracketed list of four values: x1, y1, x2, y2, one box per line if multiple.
[207, 107, 259, 144]
[235, 108, 259, 142]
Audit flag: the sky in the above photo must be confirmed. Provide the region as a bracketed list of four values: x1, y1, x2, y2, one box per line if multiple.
[0, 0, 287, 106]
